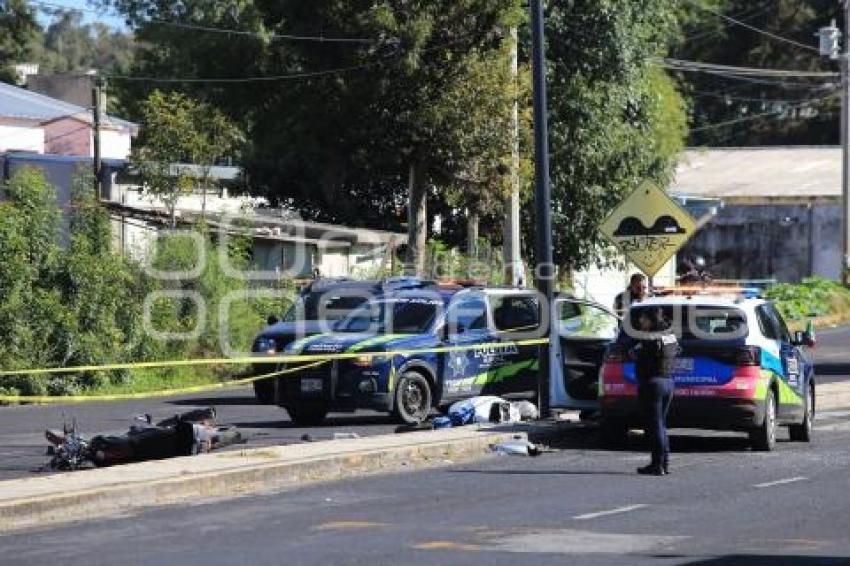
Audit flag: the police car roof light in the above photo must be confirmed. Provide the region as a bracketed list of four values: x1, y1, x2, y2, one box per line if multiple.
[655, 286, 762, 300]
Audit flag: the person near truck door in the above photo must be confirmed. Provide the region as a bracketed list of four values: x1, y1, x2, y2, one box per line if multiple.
[614, 273, 647, 317]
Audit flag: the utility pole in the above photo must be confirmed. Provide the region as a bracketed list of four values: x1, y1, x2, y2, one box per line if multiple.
[504, 27, 523, 287]
[844, 3, 850, 284]
[530, 0, 553, 418]
[92, 76, 104, 200]
[820, 7, 850, 284]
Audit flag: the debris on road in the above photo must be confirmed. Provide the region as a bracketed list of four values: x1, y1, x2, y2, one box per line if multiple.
[44, 407, 242, 471]
[490, 440, 546, 457]
[332, 432, 361, 440]
[435, 397, 539, 429]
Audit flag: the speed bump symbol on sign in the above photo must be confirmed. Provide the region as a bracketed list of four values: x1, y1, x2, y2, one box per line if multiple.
[599, 182, 698, 277]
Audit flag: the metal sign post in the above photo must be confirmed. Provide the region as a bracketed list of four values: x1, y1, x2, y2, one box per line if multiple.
[530, 0, 554, 418]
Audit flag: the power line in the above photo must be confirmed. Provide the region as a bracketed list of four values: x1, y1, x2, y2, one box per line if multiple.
[681, 3, 773, 42]
[145, 19, 378, 44]
[690, 92, 838, 133]
[662, 58, 836, 78]
[105, 35, 477, 84]
[106, 61, 381, 84]
[684, 0, 820, 54]
[31, 0, 378, 44]
[691, 89, 837, 104]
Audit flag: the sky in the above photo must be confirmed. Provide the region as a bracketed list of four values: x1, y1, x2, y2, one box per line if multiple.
[33, 0, 129, 31]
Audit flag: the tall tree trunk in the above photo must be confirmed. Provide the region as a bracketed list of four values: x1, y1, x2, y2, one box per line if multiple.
[467, 209, 479, 259]
[406, 162, 428, 276]
[503, 26, 522, 286]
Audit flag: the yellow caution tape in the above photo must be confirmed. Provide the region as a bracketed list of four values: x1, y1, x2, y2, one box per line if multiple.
[0, 361, 328, 404]
[0, 338, 549, 377]
[0, 337, 553, 403]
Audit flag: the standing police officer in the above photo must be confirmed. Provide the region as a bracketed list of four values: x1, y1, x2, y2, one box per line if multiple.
[631, 307, 679, 476]
[614, 273, 648, 317]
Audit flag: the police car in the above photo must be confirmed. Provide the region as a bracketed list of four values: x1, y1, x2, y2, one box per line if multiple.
[599, 289, 816, 451]
[251, 277, 430, 403]
[272, 286, 545, 425]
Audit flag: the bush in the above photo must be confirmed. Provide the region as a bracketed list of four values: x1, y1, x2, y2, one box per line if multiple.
[765, 277, 850, 322]
[0, 169, 290, 397]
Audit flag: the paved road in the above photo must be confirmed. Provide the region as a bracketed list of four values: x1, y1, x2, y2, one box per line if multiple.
[812, 325, 850, 385]
[4, 409, 850, 565]
[0, 325, 847, 481]
[0, 389, 401, 481]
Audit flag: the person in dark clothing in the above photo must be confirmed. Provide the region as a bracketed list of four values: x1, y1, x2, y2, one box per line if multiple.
[630, 307, 679, 476]
[614, 274, 648, 317]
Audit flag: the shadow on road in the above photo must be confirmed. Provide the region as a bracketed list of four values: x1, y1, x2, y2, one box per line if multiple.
[450, 469, 633, 476]
[815, 363, 850, 377]
[169, 396, 259, 406]
[533, 424, 756, 454]
[232, 414, 396, 430]
[674, 556, 850, 566]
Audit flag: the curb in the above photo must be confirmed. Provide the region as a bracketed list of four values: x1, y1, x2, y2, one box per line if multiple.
[0, 427, 525, 533]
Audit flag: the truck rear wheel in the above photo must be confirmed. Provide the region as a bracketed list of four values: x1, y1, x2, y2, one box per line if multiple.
[789, 383, 814, 442]
[750, 391, 777, 452]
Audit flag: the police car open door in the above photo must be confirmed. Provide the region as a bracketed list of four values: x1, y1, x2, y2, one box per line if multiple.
[550, 298, 620, 410]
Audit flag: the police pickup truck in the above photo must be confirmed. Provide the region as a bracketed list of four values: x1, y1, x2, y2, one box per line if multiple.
[251, 277, 430, 403]
[269, 285, 619, 425]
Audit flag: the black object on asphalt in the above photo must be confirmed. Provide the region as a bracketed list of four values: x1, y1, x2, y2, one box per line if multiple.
[44, 407, 242, 471]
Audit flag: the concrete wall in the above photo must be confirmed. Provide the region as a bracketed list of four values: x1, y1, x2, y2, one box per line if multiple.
[44, 118, 132, 159]
[316, 247, 351, 277]
[0, 122, 43, 153]
[27, 74, 92, 108]
[44, 118, 91, 156]
[251, 241, 314, 278]
[680, 203, 841, 283]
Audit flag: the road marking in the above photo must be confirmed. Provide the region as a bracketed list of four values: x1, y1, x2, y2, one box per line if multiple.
[572, 504, 648, 521]
[313, 520, 387, 531]
[414, 541, 482, 551]
[754, 477, 807, 489]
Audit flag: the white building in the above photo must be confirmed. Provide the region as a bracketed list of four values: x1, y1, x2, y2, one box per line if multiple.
[0, 81, 136, 159]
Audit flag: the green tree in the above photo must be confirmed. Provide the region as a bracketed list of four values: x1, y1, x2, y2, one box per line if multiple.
[104, 0, 690, 275]
[0, 168, 66, 395]
[26, 8, 136, 75]
[99, 0, 527, 274]
[543, 1, 688, 272]
[134, 90, 241, 226]
[0, 0, 38, 81]
[671, 0, 839, 146]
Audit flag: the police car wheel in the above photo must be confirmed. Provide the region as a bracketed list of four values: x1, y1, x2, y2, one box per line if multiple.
[253, 379, 275, 404]
[789, 383, 814, 442]
[750, 391, 777, 452]
[286, 405, 329, 426]
[393, 372, 432, 425]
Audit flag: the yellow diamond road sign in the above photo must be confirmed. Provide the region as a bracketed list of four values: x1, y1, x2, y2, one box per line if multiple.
[599, 183, 698, 278]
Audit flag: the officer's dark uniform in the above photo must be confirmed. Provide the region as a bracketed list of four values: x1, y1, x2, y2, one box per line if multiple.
[634, 330, 679, 474]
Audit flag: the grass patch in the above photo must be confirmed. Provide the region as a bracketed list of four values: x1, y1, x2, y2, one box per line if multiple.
[765, 277, 850, 327]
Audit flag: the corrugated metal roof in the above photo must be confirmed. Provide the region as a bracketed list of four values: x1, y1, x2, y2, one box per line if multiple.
[673, 147, 840, 202]
[0, 81, 137, 131]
